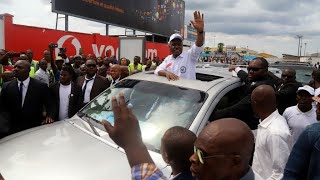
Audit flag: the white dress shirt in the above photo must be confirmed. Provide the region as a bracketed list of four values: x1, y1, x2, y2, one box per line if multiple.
[111, 77, 120, 85]
[283, 105, 317, 144]
[34, 68, 50, 86]
[82, 74, 96, 103]
[59, 83, 71, 120]
[17, 77, 30, 107]
[252, 110, 292, 180]
[154, 44, 203, 80]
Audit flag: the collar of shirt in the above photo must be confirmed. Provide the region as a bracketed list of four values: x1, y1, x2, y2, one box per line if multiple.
[296, 105, 315, 117]
[85, 74, 96, 81]
[112, 77, 120, 83]
[172, 52, 184, 59]
[39, 68, 48, 74]
[17, 77, 30, 88]
[259, 109, 279, 128]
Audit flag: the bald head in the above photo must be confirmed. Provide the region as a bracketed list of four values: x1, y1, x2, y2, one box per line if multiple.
[251, 85, 276, 119]
[13, 60, 31, 81]
[161, 126, 196, 170]
[191, 118, 254, 180]
[281, 68, 296, 82]
[200, 118, 254, 160]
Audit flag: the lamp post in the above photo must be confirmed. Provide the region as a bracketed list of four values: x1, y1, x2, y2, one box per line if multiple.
[296, 35, 303, 57]
[304, 43, 307, 56]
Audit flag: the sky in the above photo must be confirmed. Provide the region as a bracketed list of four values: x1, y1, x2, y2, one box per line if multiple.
[1, 0, 320, 57]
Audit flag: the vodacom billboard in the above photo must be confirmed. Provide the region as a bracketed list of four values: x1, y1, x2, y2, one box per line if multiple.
[1, 14, 170, 61]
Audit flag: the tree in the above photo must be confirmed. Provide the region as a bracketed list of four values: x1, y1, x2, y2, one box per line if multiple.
[218, 43, 224, 53]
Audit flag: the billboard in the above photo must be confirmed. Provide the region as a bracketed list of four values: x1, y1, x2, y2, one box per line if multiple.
[52, 0, 185, 37]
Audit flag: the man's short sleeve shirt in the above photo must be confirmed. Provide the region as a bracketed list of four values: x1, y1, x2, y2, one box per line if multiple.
[155, 44, 203, 80]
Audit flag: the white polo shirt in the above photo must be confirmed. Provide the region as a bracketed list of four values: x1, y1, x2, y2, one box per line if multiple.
[283, 105, 317, 143]
[154, 44, 203, 80]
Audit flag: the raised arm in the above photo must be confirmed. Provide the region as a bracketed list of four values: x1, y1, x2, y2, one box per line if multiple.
[191, 11, 205, 47]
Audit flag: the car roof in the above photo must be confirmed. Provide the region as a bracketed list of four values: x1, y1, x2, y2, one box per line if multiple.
[125, 68, 240, 92]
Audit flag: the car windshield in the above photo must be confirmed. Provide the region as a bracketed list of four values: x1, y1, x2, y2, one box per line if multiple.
[80, 79, 208, 152]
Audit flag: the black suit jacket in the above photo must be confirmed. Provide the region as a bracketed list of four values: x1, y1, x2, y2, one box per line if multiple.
[276, 79, 303, 114]
[0, 78, 51, 134]
[49, 82, 83, 121]
[77, 74, 110, 101]
[210, 70, 275, 129]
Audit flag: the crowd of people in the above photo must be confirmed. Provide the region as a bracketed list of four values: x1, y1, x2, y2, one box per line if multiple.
[0, 42, 163, 138]
[103, 11, 319, 180]
[0, 10, 319, 180]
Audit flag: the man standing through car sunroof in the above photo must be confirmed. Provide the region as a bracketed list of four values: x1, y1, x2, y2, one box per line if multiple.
[154, 11, 204, 81]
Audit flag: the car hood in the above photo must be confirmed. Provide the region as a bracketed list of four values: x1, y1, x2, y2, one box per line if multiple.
[0, 121, 133, 180]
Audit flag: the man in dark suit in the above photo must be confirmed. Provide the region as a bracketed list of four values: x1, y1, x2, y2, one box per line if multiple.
[50, 65, 83, 121]
[210, 57, 275, 129]
[0, 60, 54, 135]
[273, 68, 303, 114]
[77, 59, 110, 105]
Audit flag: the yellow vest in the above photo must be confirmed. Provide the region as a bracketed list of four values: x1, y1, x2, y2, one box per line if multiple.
[128, 63, 142, 74]
[29, 60, 39, 78]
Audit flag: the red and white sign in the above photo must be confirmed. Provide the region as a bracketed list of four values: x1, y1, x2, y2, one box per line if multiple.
[2, 14, 170, 61]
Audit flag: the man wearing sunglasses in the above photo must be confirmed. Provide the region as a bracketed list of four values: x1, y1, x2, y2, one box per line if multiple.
[103, 93, 263, 180]
[210, 57, 274, 129]
[77, 59, 110, 105]
[273, 68, 302, 114]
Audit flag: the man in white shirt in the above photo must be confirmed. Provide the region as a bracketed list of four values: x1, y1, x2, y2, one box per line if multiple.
[154, 11, 204, 80]
[283, 85, 317, 144]
[34, 59, 50, 86]
[49, 65, 82, 121]
[251, 85, 292, 179]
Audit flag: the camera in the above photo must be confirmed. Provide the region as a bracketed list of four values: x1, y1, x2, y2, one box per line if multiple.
[49, 43, 58, 48]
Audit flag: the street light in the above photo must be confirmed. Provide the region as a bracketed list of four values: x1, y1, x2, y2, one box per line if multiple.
[296, 35, 303, 57]
[304, 43, 307, 56]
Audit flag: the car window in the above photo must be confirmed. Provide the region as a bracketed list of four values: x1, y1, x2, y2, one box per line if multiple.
[215, 86, 246, 110]
[80, 79, 208, 152]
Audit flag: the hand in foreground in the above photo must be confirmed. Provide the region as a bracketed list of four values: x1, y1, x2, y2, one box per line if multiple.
[191, 11, 204, 33]
[165, 72, 179, 81]
[102, 93, 142, 149]
[42, 117, 54, 125]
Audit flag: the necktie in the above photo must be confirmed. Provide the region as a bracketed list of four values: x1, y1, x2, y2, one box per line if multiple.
[82, 78, 94, 97]
[19, 82, 23, 107]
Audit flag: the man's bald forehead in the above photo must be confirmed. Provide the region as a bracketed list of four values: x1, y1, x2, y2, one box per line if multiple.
[197, 118, 254, 153]
[283, 68, 296, 76]
[252, 85, 275, 101]
[16, 60, 31, 68]
[86, 59, 96, 65]
[111, 64, 121, 70]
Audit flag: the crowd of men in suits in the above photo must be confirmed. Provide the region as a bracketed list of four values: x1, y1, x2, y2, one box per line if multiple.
[0, 45, 160, 138]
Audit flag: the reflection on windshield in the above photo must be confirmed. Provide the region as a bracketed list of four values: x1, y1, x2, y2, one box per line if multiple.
[80, 79, 207, 152]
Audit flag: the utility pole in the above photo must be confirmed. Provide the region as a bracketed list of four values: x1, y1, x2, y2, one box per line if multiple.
[296, 35, 303, 57]
[304, 43, 307, 56]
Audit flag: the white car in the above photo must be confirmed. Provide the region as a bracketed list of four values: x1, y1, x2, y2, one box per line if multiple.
[0, 67, 243, 180]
